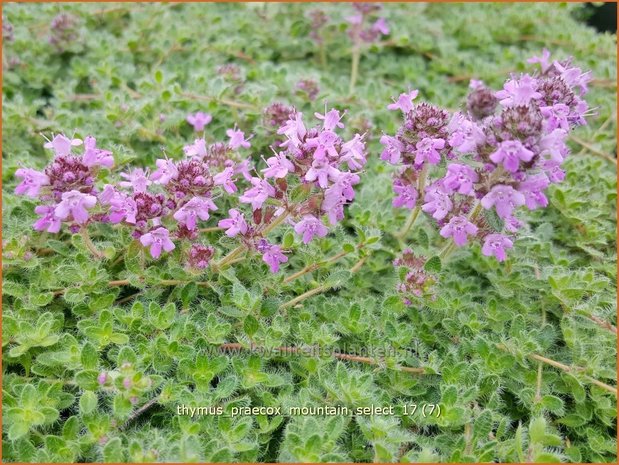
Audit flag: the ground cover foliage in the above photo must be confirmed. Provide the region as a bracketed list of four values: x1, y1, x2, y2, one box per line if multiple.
[2, 2, 617, 463]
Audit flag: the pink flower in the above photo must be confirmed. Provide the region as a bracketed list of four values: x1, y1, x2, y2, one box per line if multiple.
[538, 129, 568, 163]
[239, 177, 275, 210]
[422, 183, 453, 221]
[183, 138, 208, 158]
[482, 234, 513, 261]
[186, 112, 212, 132]
[371, 17, 389, 35]
[448, 114, 485, 153]
[188, 244, 215, 269]
[480, 185, 525, 219]
[119, 168, 151, 193]
[489, 140, 534, 173]
[322, 173, 359, 225]
[305, 157, 341, 188]
[469, 79, 485, 90]
[387, 90, 418, 113]
[278, 112, 307, 148]
[496, 75, 542, 107]
[379, 135, 404, 164]
[14, 168, 49, 197]
[97, 372, 108, 385]
[305, 130, 340, 160]
[109, 192, 137, 224]
[553, 61, 592, 94]
[414, 137, 445, 165]
[540, 104, 570, 132]
[518, 173, 549, 210]
[234, 159, 254, 181]
[262, 152, 295, 179]
[99, 184, 117, 204]
[294, 215, 329, 244]
[44, 134, 82, 157]
[257, 239, 288, 273]
[527, 49, 552, 74]
[440, 215, 478, 246]
[314, 108, 345, 131]
[173, 197, 217, 230]
[54, 190, 97, 224]
[227, 128, 251, 150]
[33, 205, 62, 233]
[442, 163, 478, 196]
[218, 208, 248, 237]
[325, 171, 360, 202]
[543, 161, 566, 184]
[346, 13, 363, 26]
[213, 166, 237, 193]
[151, 159, 178, 185]
[139, 227, 175, 258]
[392, 180, 417, 209]
[340, 134, 367, 170]
[82, 136, 114, 168]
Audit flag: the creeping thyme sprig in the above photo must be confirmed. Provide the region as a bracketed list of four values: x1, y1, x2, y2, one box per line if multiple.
[346, 3, 389, 94]
[15, 107, 367, 276]
[216, 107, 367, 272]
[381, 51, 592, 304]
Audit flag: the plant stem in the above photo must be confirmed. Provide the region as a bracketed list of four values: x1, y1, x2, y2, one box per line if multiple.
[54, 278, 214, 296]
[80, 228, 105, 259]
[199, 226, 223, 233]
[283, 245, 361, 284]
[349, 255, 367, 273]
[496, 344, 617, 396]
[212, 245, 246, 271]
[395, 166, 428, 240]
[279, 284, 331, 310]
[180, 91, 257, 111]
[396, 207, 421, 241]
[583, 313, 617, 334]
[570, 134, 617, 165]
[11, 376, 78, 386]
[279, 254, 369, 310]
[213, 211, 290, 271]
[260, 210, 290, 235]
[119, 395, 160, 431]
[319, 43, 327, 69]
[218, 342, 426, 374]
[349, 44, 361, 95]
[535, 307, 547, 402]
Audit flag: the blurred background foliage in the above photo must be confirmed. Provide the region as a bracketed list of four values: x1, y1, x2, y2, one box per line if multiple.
[2, 3, 617, 463]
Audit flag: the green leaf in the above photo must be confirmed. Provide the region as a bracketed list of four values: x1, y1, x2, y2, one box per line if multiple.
[424, 256, 442, 273]
[243, 315, 259, 337]
[75, 370, 99, 391]
[282, 232, 295, 248]
[113, 396, 133, 419]
[80, 391, 98, 415]
[81, 342, 99, 370]
[102, 437, 125, 462]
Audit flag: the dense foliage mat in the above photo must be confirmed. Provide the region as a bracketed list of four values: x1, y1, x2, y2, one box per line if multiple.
[2, 3, 617, 463]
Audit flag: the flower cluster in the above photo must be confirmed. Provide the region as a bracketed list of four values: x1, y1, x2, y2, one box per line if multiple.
[393, 249, 437, 304]
[346, 3, 389, 45]
[296, 79, 320, 101]
[14, 125, 249, 263]
[3, 15, 14, 42]
[16, 107, 366, 275]
[307, 9, 328, 45]
[217, 107, 367, 272]
[381, 52, 591, 301]
[48, 13, 80, 52]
